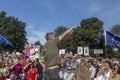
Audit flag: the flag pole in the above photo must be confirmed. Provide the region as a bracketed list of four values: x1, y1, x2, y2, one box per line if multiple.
[105, 30, 108, 57]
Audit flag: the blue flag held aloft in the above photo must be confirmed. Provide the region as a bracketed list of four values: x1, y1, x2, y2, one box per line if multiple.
[0, 34, 14, 48]
[106, 31, 120, 48]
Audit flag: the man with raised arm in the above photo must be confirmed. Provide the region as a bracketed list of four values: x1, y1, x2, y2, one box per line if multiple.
[43, 26, 76, 80]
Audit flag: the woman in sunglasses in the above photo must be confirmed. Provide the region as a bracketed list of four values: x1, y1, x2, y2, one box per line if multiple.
[109, 64, 120, 80]
[63, 66, 74, 80]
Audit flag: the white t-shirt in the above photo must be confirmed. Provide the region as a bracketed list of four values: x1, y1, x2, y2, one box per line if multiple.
[104, 70, 112, 80]
[64, 72, 74, 80]
[90, 66, 96, 79]
[76, 59, 81, 64]
[59, 71, 64, 79]
[94, 75, 105, 80]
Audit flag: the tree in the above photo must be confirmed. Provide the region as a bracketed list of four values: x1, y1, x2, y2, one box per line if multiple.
[71, 17, 105, 54]
[34, 40, 41, 46]
[34, 40, 42, 52]
[0, 11, 27, 52]
[54, 26, 68, 36]
[110, 24, 120, 36]
[80, 17, 104, 48]
[0, 11, 6, 18]
[54, 26, 70, 50]
[53, 17, 117, 57]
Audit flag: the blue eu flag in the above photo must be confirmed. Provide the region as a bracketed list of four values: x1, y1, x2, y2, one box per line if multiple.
[106, 31, 120, 48]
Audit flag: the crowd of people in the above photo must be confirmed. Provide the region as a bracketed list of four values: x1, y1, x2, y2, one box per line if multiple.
[0, 26, 120, 80]
[77, 55, 120, 80]
[0, 52, 120, 80]
[0, 53, 44, 80]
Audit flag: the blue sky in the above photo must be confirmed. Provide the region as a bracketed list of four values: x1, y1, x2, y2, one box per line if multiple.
[0, 0, 120, 44]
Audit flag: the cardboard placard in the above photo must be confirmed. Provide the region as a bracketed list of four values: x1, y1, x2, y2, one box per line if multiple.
[76, 64, 91, 80]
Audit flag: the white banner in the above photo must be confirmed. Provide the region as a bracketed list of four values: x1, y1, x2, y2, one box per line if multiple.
[59, 49, 65, 55]
[94, 49, 103, 54]
[77, 47, 83, 55]
[84, 47, 89, 56]
[69, 51, 73, 56]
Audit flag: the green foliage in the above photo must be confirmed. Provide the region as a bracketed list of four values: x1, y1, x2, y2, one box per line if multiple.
[110, 24, 120, 35]
[54, 26, 68, 36]
[51, 17, 120, 57]
[72, 17, 104, 53]
[0, 11, 27, 52]
[54, 26, 70, 50]
[34, 40, 41, 46]
[54, 17, 105, 55]
[114, 49, 120, 58]
[0, 11, 6, 18]
[105, 47, 115, 58]
[34, 40, 43, 52]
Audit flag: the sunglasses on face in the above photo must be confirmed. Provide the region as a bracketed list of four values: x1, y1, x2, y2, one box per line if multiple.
[113, 67, 118, 70]
[68, 68, 72, 70]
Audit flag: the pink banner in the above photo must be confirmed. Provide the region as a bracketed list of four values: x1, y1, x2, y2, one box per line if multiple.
[25, 45, 30, 60]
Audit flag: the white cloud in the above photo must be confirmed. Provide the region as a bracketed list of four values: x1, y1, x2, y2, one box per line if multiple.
[26, 24, 46, 45]
[27, 37, 37, 43]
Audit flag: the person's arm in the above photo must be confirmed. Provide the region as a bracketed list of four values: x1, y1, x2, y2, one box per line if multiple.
[10, 63, 17, 69]
[109, 71, 113, 80]
[59, 26, 76, 41]
[35, 68, 39, 80]
[39, 60, 45, 68]
[6, 67, 10, 77]
[23, 63, 31, 71]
